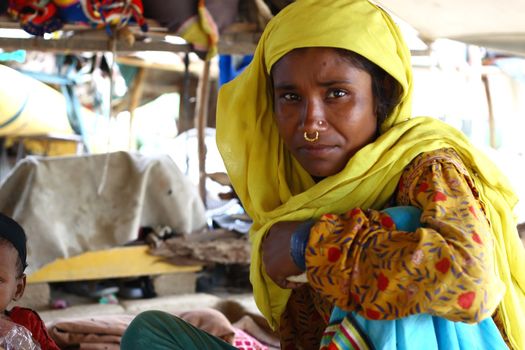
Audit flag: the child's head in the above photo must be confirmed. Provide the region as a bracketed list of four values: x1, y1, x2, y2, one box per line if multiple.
[0, 213, 27, 314]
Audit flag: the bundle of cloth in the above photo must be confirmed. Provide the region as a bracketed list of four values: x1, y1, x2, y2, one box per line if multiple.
[47, 306, 279, 350]
[141, 0, 239, 59]
[48, 315, 135, 350]
[7, 0, 147, 36]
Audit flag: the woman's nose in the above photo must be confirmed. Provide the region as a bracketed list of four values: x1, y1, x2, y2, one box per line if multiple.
[302, 99, 328, 132]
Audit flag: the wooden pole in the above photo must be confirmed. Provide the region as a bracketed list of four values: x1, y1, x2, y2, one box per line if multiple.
[481, 74, 497, 149]
[194, 60, 212, 207]
[178, 53, 193, 134]
[128, 67, 146, 151]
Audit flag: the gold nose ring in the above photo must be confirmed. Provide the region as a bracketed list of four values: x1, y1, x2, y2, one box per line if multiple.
[304, 131, 319, 142]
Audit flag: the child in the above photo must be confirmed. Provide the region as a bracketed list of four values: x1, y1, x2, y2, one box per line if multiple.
[0, 213, 60, 350]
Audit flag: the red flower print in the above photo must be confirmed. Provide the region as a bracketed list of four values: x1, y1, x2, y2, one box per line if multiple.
[381, 216, 394, 228]
[377, 272, 389, 291]
[418, 182, 429, 193]
[327, 247, 341, 262]
[468, 205, 478, 219]
[435, 258, 451, 274]
[324, 214, 335, 220]
[472, 232, 483, 244]
[366, 308, 381, 320]
[398, 180, 404, 191]
[458, 291, 476, 309]
[350, 208, 361, 217]
[433, 191, 447, 202]
[352, 292, 360, 304]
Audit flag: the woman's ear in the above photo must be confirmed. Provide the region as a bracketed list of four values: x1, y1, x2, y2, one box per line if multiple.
[13, 274, 26, 301]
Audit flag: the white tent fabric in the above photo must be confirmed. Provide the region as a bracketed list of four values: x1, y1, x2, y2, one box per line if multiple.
[377, 0, 525, 56]
[0, 152, 207, 274]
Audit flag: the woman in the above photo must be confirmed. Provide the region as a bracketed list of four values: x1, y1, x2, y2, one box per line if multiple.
[121, 1, 525, 349]
[216, 0, 524, 348]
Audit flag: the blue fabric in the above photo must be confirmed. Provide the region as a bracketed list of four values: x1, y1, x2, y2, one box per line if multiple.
[381, 206, 422, 232]
[329, 310, 508, 350]
[328, 206, 508, 350]
[0, 50, 26, 63]
[219, 55, 253, 86]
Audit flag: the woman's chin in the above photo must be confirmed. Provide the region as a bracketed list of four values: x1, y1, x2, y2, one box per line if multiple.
[303, 163, 344, 179]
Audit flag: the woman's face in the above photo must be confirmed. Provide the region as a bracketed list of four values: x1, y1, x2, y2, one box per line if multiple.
[272, 47, 377, 178]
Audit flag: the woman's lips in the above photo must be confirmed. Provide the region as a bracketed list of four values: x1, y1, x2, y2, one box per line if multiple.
[299, 144, 338, 157]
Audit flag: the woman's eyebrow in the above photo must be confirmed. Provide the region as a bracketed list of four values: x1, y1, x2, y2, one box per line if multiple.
[273, 82, 297, 90]
[318, 79, 354, 86]
[274, 79, 354, 90]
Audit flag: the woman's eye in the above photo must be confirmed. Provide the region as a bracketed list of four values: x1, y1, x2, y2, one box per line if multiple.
[280, 93, 300, 101]
[327, 89, 348, 98]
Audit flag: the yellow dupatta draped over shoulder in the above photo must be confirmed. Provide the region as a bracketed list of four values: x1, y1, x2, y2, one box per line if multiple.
[216, 1, 525, 348]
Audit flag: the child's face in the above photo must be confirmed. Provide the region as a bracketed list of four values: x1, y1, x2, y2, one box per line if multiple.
[0, 243, 25, 314]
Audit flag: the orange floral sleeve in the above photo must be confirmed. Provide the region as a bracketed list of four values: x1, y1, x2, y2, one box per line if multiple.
[305, 148, 505, 323]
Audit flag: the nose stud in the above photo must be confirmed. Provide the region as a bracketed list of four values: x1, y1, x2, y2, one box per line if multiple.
[304, 131, 319, 142]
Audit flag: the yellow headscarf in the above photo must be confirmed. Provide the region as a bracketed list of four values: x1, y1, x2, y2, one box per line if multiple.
[216, 0, 525, 348]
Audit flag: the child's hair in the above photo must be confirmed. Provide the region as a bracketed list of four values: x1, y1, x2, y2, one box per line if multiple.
[0, 213, 28, 277]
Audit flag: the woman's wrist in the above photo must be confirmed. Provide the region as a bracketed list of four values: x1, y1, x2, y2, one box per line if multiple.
[289, 220, 314, 271]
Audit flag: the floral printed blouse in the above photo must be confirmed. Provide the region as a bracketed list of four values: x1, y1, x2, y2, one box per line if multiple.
[278, 148, 506, 350]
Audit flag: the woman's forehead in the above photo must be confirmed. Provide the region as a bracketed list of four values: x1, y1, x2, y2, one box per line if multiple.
[272, 48, 354, 76]
[271, 47, 371, 86]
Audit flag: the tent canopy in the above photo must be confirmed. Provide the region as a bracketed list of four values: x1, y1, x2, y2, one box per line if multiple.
[376, 0, 525, 56]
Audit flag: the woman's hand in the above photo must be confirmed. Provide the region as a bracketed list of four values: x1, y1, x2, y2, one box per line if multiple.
[262, 221, 306, 289]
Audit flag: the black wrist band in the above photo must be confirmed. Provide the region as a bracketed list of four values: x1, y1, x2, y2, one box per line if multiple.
[290, 220, 314, 271]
